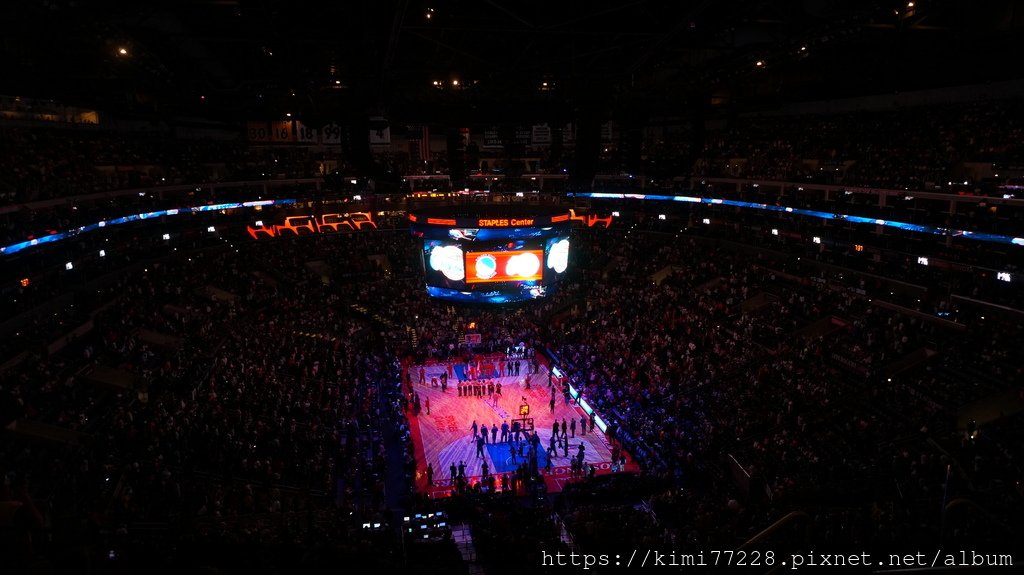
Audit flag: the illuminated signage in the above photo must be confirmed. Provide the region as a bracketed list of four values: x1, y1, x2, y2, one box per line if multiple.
[247, 212, 377, 239]
[476, 218, 536, 227]
[1, 199, 297, 257]
[566, 192, 1024, 247]
[568, 209, 613, 228]
[410, 211, 573, 228]
[566, 384, 608, 433]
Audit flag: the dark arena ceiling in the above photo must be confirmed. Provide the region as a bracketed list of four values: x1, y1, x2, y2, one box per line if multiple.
[2, 0, 1024, 126]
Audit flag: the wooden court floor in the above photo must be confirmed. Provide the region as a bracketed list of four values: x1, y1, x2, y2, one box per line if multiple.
[405, 360, 637, 497]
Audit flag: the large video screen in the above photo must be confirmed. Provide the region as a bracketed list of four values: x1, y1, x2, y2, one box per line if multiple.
[424, 240, 466, 287]
[544, 236, 570, 275]
[414, 224, 571, 303]
[466, 249, 544, 283]
[425, 284, 552, 304]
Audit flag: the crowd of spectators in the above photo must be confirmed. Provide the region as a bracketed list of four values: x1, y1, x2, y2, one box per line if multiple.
[539, 226, 1021, 553]
[7, 97, 1024, 209]
[0, 125, 341, 205]
[1, 210, 1020, 572]
[609, 208, 1023, 312]
[1, 233, 412, 572]
[2, 93, 1024, 571]
[694, 99, 1024, 192]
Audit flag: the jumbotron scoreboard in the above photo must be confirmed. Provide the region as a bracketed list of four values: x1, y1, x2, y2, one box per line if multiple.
[409, 205, 572, 304]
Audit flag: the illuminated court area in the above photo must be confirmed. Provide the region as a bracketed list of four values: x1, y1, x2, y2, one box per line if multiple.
[405, 357, 638, 498]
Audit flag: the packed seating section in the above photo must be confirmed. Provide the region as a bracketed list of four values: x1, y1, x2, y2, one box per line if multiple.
[2, 97, 1022, 572]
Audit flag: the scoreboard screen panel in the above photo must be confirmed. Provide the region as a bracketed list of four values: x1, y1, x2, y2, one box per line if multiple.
[413, 222, 571, 304]
[465, 250, 544, 284]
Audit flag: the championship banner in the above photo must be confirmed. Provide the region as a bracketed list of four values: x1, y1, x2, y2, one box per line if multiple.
[531, 124, 552, 146]
[483, 127, 502, 149]
[561, 123, 575, 144]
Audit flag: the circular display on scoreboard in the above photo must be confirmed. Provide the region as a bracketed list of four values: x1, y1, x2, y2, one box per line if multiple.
[506, 251, 541, 278]
[474, 254, 498, 280]
[428, 244, 465, 281]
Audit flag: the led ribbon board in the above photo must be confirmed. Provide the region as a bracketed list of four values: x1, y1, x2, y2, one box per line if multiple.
[567, 193, 1024, 247]
[2, 199, 297, 256]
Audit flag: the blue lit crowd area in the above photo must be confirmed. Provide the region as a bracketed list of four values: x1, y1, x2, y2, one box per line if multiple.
[2, 1, 1023, 574]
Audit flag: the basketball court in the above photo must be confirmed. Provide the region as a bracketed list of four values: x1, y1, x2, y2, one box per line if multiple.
[405, 355, 638, 498]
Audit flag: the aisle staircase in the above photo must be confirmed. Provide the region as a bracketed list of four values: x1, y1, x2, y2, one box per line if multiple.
[451, 523, 486, 575]
[555, 512, 577, 553]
